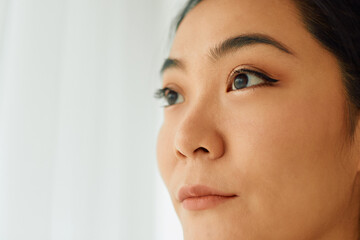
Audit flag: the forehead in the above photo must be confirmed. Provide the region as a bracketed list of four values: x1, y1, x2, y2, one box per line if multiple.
[170, 0, 308, 59]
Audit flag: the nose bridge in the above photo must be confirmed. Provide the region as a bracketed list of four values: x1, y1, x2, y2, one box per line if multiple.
[174, 93, 225, 161]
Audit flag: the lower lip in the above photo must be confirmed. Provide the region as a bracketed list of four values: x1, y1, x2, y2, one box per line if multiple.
[182, 195, 236, 210]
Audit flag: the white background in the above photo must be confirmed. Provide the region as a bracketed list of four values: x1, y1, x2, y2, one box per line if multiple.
[0, 0, 185, 239]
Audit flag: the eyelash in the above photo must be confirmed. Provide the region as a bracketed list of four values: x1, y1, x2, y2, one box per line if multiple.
[227, 68, 278, 91]
[154, 68, 279, 106]
[154, 87, 171, 99]
[154, 87, 183, 108]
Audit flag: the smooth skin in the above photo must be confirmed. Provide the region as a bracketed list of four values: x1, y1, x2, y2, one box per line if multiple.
[157, 0, 360, 239]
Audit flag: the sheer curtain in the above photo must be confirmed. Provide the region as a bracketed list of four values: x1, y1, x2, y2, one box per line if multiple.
[0, 0, 183, 239]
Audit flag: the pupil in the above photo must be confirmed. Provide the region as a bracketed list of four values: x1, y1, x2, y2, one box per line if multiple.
[234, 74, 249, 89]
[166, 90, 178, 105]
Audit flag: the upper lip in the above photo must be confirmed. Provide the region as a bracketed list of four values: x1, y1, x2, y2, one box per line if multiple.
[177, 184, 237, 202]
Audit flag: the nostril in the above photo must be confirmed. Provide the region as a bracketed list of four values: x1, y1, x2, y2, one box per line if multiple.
[195, 147, 209, 153]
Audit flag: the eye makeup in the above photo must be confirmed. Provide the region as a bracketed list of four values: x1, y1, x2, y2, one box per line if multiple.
[227, 67, 279, 91]
[154, 65, 280, 106]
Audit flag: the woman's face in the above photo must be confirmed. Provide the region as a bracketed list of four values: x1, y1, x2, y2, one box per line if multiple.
[157, 0, 360, 239]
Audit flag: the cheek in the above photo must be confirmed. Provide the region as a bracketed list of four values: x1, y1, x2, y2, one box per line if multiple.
[227, 85, 347, 167]
[240, 94, 347, 188]
[223, 79, 352, 234]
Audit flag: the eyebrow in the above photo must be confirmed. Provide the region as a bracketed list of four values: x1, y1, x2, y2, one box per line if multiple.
[160, 33, 294, 75]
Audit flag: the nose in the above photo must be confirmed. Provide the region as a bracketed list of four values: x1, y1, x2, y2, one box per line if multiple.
[174, 104, 225, 161]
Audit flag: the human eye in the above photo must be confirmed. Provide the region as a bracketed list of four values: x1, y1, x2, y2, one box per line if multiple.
[154, 87, 184, 107]
[227, 67, 279, 91]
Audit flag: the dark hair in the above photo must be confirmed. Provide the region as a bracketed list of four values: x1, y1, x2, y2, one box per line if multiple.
[172, 0, 360, 139]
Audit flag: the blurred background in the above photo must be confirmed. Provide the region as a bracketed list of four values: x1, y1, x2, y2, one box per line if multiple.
[0, 0, 185, 239]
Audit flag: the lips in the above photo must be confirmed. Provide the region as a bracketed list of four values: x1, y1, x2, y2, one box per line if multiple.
[178, 184, 237, 201]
